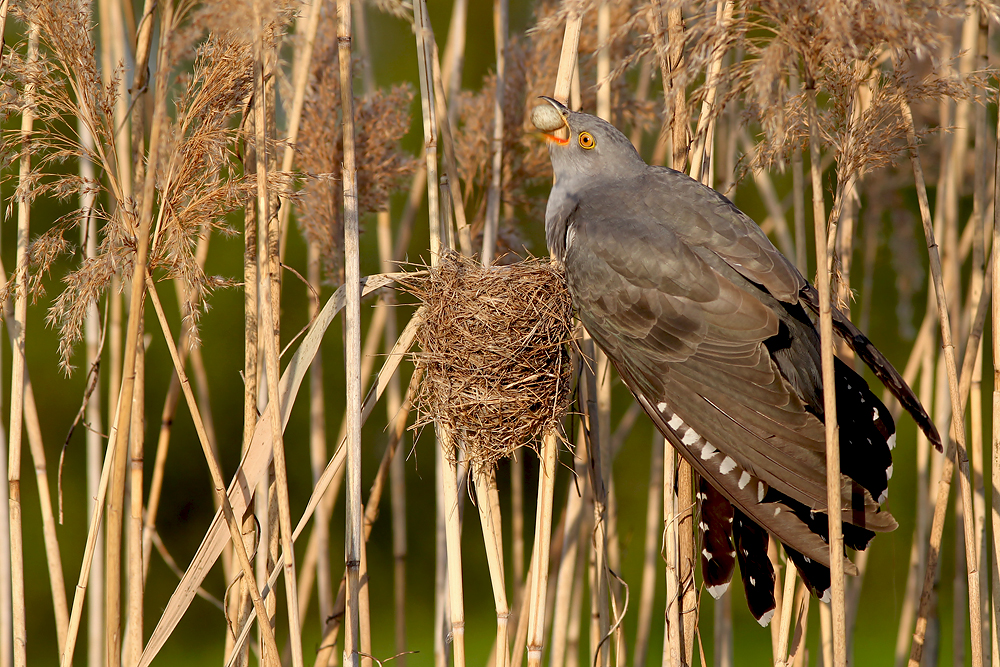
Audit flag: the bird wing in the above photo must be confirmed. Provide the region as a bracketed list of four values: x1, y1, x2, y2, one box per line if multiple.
[562, 182, 894, 566]
[642, 167, 806, 304]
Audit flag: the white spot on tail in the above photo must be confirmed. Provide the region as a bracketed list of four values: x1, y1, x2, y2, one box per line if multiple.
[749, 576, 756, 586]
[758, 482, 766, 502]
[886, 463, 893, 479]
[657, 402, 668, 412]
[682, 428, 700, 445]
[774, 506, 781, 516]
[738, 471, 751, 490]
[820, 588, 831, 604]
[707, 582, 729, 599]
[878, 489, 888, 504]
[804, 556, 811, 564]
[668, 414, 684, 430]
[701, 443, 718, 460]
[720, 456, 736, 475]
[702, 548, 713, 561]
[757, 609, 775, 627]
[872, 407, 879, 420]
[699, 521, 708, 531]
[888, 433, 897, 450]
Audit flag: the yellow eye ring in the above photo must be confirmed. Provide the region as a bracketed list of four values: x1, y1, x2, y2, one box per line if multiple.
[579, 131, 595, 149]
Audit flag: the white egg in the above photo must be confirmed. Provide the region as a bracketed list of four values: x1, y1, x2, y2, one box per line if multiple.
[531, 104, 565, 132]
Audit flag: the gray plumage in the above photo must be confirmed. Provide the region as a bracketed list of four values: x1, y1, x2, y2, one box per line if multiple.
[534, 97, 938, 616]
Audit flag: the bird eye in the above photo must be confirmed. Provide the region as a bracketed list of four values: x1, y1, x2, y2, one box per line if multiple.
[578, 131, 595, 149]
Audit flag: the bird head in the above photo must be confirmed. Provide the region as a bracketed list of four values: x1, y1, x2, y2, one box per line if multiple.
[531, 96, 646, 184]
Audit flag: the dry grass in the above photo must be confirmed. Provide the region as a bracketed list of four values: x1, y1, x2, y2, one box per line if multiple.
[403, 251, 574, 473]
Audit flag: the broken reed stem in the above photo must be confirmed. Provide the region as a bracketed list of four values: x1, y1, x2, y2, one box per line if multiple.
[8, 22, 38, 667]
[899, 95, 983, 667]
[475, 468, 509, 667]
[806, 82, 847, 667]
[482, 0, 507, 265]
[252, 8, 305, 666]
[552, 5, 582, 104]
[526, 430, 558, 667]
[633, 433, 663, 667]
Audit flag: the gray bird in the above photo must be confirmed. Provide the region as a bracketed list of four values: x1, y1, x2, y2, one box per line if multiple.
[532, 96, 939, 625]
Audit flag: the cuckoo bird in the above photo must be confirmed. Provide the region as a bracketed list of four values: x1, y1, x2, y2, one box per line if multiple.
[532, 96, 939, 625]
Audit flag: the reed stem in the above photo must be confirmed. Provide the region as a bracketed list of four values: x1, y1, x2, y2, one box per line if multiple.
[482, 0, 507, 264]
[899, 94, 983, 667]
[8, 22, 38, 667]
[526, 430, 558, 667]
[806, 80, 847, 667]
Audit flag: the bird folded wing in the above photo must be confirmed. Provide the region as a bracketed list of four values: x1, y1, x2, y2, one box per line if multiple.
[565, 201, 895, 566]
[641, 167, 806, 304]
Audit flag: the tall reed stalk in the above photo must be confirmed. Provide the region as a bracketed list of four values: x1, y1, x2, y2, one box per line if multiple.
[8, 21, 38, 667]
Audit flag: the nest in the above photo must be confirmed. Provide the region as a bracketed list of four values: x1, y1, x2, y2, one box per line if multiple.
[401, 252, 575, 471]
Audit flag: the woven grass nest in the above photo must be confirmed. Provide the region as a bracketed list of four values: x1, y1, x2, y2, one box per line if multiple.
[401, 251, 575, 471]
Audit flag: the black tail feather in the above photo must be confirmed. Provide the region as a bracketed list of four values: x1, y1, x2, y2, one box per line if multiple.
[834, 357, 895, 506]
[699, 477, 736, 599]
[800, 284, 941, 450]
[785, 546, 831, 603]
[734, 509, 776, 626]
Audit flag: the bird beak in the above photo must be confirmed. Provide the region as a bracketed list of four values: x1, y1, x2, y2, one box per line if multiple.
[532, 96, 571, 146]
